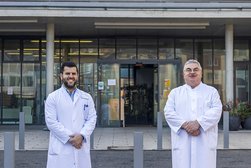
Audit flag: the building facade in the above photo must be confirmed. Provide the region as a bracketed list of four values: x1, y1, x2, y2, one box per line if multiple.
[0, 0, 250, 127]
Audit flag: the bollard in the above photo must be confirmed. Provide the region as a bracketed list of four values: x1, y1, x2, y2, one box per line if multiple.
[157, 112, 163, 150]
[134, 132, 143, 168]
[223, 111, 229, 149]
[90, 132, 94, 149]
[19, 112, 25, 150]
[4, 132, 15, 168]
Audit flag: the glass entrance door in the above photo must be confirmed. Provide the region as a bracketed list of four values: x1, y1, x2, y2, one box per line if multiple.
[121, 64, 155, 126]
[234, 62, 250, 104]
[156, 63, 180, 125]
[97, 63, 120, 127]
[97, 62, 181, 127]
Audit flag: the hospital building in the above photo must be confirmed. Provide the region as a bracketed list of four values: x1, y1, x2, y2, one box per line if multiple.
[0, 0, 250, 127]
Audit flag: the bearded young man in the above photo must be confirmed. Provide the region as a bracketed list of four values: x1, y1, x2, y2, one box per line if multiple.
[164, 59, 222, 168]
[45, 61, 97, 168]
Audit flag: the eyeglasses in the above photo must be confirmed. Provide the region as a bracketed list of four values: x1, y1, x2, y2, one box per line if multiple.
[184, 67, 200, 73]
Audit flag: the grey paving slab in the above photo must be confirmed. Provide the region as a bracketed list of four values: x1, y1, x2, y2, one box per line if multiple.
[1, 126, 251, 150]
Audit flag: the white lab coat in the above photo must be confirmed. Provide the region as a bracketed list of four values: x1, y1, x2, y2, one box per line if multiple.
[45, 86, 97, 168]
[164, 82, 222, 168]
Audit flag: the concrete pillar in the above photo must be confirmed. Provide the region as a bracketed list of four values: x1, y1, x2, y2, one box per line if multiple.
[46, 23, 55, 96]
[225, 23, 234, 102]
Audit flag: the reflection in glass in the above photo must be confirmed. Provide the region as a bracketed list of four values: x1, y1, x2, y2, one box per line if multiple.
[42, 39, 46, 63]
[54, 39, 61, 63]
[41, 59, 46, 124]
[99, 39, 115, 59]
[195, 39, 213, 85]
[80, 39, 98, 63]
[234, 40, 249, 61]
[79, 63, 97, 97]
[22, 63, 40, 124]
[54, 39, 62, 89]
[117, 39, 136, 60]
[138, 39, 157, 60]
[120, 65, 134, 127]
[159, 39, 174, 60]
[158, 64, 178, 117]
[175, 39, 193, 64]
[235, 64, 249, 103]
[0, 40, 1, 123]
[53, 63, 61, 90]
[4, 40, 20, 61]
[23, 39, 40, 62]
[2, 63, 21, 123]
[60, 39, 79, 63]
[98, 64, 120, 126]
[214, 39, 225, 101]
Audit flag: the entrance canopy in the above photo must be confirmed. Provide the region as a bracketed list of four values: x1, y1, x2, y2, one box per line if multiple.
[1, 1, 251, 36]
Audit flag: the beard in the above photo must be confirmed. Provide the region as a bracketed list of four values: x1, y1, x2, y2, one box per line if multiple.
[62, 79, 77, 89]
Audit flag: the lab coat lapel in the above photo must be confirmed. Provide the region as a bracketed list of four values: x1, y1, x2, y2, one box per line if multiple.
[73, 90, 80, 106]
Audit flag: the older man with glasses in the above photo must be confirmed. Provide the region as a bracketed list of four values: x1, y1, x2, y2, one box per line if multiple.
[164, 59, 222, 168]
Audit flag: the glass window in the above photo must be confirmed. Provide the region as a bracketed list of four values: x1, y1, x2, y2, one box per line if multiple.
[0, 39, 1, 122]
[3, 40, 20, 62]
[195, 39, 213, 85]
[98, 64, 120, 127]
[41, 45, 47, 124]
[214, 39, 225, 101]
[54, 39, 61, 63]
[2, 63, 21, 123]
[60, 39, 79, 63]
[117, 39, 136, 60]
[41, 39, 46, 63]
[138, 39, 157, 60]
[79, 63, 96, 96]
[99, 39, 115, 59]
[23, 39, 40, 62]
[80, 39, 98, 63]
[234, 63, 249, 103]
[54, 39, 62, 89]
[79, 39, 98, 103]
[175, 39, 193, 64]
[0, 38, 2, 82]
[158, 64, 179, 122]
[22, 63, 40, 124]
[159, 39, 174, 60]
[234, 40, 249, 61]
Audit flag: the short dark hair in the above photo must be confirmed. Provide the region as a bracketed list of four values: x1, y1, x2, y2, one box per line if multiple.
[60, 61, 78, 73]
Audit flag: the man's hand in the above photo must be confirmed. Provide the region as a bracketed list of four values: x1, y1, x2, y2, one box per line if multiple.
[182, 120, 201, 136]
[189, 129, 200, 136]
[69, 133, 84, 149]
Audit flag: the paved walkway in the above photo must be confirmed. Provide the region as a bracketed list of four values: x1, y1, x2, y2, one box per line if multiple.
[0, 125, 251, 150]
[1, 150, 251, 168]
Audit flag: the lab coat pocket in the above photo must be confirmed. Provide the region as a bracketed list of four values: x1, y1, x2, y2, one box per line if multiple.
[48, 135, 61, 155]
[80, 137, 90, 154]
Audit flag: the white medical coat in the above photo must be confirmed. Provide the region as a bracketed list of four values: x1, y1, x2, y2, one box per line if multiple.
[45, 86, 97, 168]
[164, 82, 222, 168]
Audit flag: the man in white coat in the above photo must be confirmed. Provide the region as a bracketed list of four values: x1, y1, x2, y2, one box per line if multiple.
[45, 61, 97, 168]
[164, 59, 222, 168]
